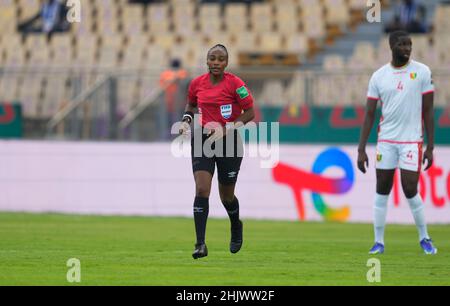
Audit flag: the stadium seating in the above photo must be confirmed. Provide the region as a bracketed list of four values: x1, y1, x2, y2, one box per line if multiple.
[225, 3, 248, 33]
[258, 79, 286, 106]
[250, 3, 274, 33]
[199, 4, 223, 34]
[275, 3, 300, 34]
[75, 35, 99, 70]
[0, 0, 448, 123]
[0, 73, 20, 101]
[147, 2, 170, 33]
[433, 3, 450, 35]
[42, 76, 68, 117]
[26, 35, 51, 69]
[324, 0, 350, 31]
[18, 75, 43, 118]
[50, 35, 74, 69]
[172, 0, 197, 36]
[120, 35, 147, 70]
[284, 72, 306, 106]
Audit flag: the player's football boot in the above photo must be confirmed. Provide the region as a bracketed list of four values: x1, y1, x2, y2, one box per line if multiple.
[230, 220, 243, 254]
[369, 242, 385, 255]
[420, 238, 437, 255]
[192, 243, 208, 259]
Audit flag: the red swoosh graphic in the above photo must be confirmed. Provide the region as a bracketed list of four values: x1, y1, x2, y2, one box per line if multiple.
[272, 163, 341, 220]
[0, 103, 16, 124]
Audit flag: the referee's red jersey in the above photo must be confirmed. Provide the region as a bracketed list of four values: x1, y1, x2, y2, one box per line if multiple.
[187, 72, 254, 127]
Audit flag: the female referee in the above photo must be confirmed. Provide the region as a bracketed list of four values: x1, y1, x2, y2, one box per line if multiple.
[179, 44, 255, 259]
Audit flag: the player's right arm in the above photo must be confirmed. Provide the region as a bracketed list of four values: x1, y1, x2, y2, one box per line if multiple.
[179, 79, 198, 135]
[358, 98, 378, 173]
[358, 73, 380, 174]
[179, 103, 197, 135]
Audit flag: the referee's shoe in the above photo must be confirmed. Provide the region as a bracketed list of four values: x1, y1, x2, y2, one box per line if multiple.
[192, 243, 208, 259]
[230, 220, 243, 254]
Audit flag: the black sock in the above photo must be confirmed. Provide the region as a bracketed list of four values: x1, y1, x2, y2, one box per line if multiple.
[193, 197, 209, 245]
[223, 196, 240, 228]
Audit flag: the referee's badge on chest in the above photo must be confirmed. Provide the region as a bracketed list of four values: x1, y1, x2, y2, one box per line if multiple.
[220, 104, 232, 119]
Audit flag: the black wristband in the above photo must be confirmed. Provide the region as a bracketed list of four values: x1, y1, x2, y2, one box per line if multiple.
[182, 111, 194, 124]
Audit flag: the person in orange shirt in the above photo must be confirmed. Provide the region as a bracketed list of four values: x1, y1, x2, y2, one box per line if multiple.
[159, 59, 189, 132]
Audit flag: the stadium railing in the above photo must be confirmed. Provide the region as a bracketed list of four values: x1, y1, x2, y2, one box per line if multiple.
[30, 67, 448, 142]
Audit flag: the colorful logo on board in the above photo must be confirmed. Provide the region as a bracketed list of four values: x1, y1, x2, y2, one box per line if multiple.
[272, 148, 354, 221]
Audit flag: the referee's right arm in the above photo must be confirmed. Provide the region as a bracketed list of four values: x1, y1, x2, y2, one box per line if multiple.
[179, 80, 198, 135]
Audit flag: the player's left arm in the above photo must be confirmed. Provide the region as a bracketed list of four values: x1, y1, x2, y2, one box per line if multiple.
[422, 67, 435, 171]
[422, 91, 434, 171]
[233, 107, 255, 129]
[233, 80, 255, 128]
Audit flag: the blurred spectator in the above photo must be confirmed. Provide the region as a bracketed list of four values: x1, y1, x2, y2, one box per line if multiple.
[384, 14, 403, 33]
[407, 4, 428, 33]
[18, 0, 70, 37]
[384, 0, 428, 34]
[159, 59, 189, 134]
[398, 0, 418, 27]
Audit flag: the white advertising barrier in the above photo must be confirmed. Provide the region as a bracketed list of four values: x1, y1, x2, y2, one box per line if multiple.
[0, 140, 449, 223]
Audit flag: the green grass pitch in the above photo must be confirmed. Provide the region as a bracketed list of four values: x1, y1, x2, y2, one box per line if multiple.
[0, 213, 449, 286]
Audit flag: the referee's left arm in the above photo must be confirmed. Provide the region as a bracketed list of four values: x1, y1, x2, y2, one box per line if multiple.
[233, 107, 255, 129]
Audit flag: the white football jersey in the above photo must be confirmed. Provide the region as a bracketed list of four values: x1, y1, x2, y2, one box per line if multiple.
[367, 60, 434, 143]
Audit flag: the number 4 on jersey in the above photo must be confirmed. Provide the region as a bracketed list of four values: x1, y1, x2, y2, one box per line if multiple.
[397, 81, 404, 91]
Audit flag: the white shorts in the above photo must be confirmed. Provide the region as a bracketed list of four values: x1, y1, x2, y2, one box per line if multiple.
[376, 142, 423, 172]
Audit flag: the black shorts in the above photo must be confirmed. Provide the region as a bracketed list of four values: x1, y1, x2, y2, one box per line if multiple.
[191, 128, 244, 185]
